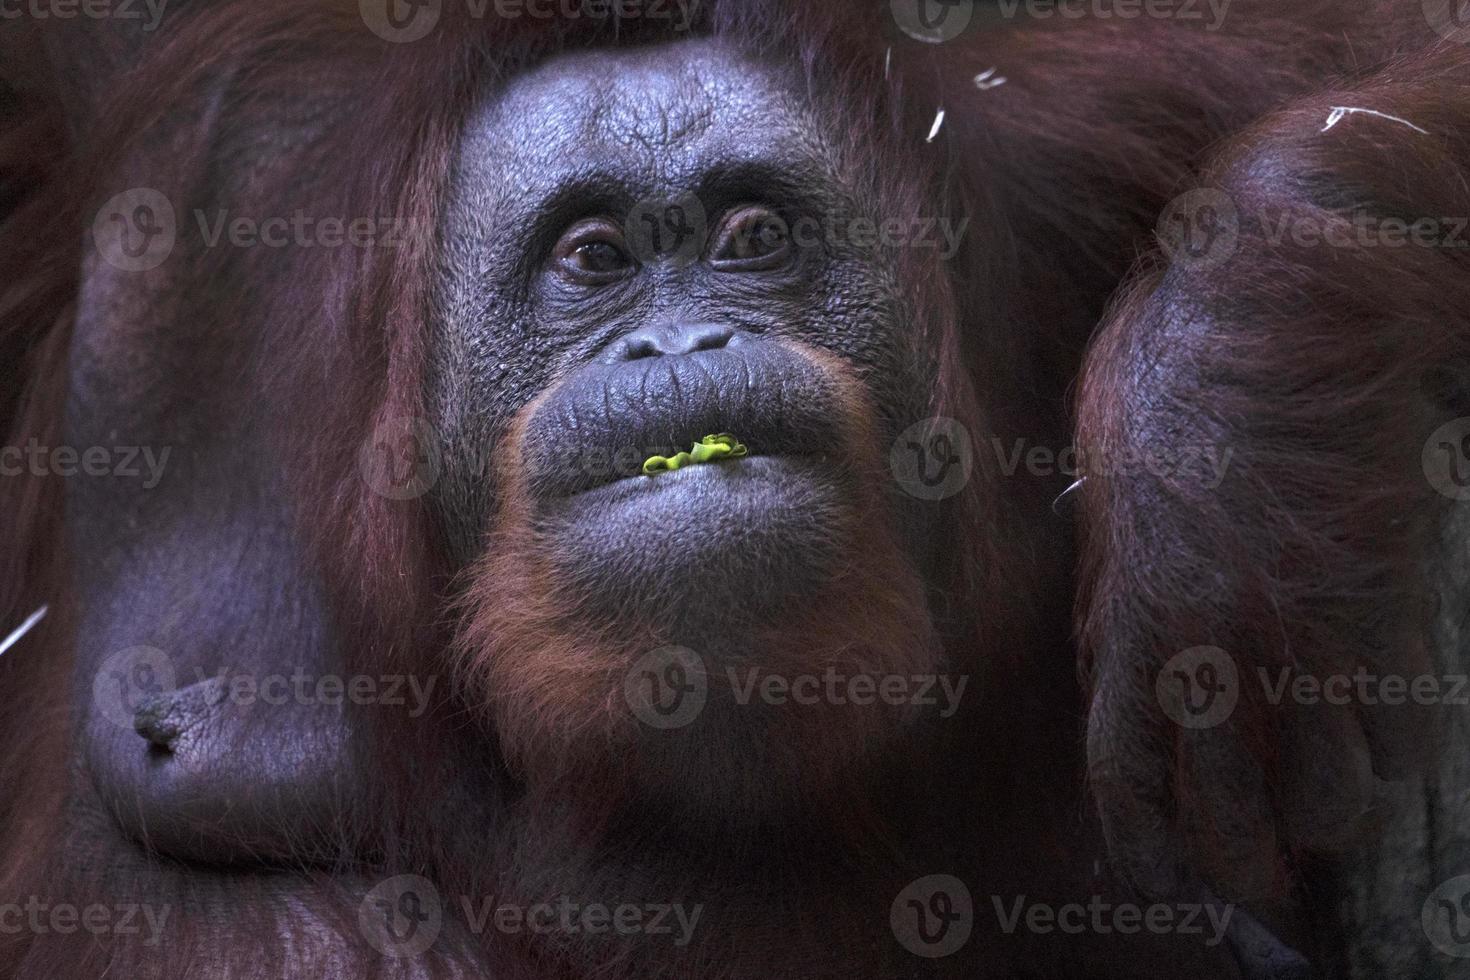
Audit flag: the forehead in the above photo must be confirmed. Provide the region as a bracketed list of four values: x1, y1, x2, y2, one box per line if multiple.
[457, 38, 825, 192]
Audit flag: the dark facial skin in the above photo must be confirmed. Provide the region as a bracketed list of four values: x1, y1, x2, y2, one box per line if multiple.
[54, 32, 1259, 979]
[429, 39, 937, 635]
[83, 37, 944, 862]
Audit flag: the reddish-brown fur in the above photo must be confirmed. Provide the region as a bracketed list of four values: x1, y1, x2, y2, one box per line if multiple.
[456, 342, 941, 824]
[2, 0, 1467, 976]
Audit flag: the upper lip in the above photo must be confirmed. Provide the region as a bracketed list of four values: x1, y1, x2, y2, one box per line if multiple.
[520, 341, 846, 499]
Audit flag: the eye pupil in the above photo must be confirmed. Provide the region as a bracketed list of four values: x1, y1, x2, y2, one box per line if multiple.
[574, 241, 627, 273]
[721, 208, 790, 266]
[745, 219, 785, 255]
[553, 219, 635, 284]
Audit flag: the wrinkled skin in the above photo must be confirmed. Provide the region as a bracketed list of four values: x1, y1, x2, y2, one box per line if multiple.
[9, 2, 1465, 976]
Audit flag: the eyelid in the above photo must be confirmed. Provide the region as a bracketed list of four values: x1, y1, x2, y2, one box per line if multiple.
[555, 217, 627, 256]
[548, 216, 640, 286]
[709, 204, 793, 268]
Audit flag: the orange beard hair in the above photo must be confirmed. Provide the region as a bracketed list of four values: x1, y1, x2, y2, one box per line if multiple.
[452, 342, 942, 824]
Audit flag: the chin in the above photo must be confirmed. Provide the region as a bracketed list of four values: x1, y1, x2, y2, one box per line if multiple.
[453, 340, 944, 821]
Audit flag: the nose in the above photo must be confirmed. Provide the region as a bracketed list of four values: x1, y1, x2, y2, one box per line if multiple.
[609, 322, 742, 361]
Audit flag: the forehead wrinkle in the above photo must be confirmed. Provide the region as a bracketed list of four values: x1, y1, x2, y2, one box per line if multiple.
[504, 39, 803, 167]
[444, 38, 854, 271]
[587, 73, 715, 156]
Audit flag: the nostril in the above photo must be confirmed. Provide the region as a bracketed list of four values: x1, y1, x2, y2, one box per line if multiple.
[686, 323, 735, 353]
[622, 334, 662, 360]
[613, 323, 738, 361]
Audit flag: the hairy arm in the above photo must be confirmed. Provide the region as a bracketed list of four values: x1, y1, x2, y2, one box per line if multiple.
[1077, 44, 1470, 914]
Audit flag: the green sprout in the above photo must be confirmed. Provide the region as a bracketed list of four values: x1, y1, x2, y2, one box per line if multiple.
[642, 434, 749, 476]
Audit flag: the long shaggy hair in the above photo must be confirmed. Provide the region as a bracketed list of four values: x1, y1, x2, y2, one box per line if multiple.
[1, 0, 1456, 975]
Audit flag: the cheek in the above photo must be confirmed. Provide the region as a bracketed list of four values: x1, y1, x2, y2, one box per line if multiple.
[422, 318, 564, 564]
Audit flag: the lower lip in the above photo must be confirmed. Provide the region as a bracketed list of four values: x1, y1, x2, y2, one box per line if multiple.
[544, 454, 844, 525]
[534, 455, 853, 612]
[561, 453, 813, 500]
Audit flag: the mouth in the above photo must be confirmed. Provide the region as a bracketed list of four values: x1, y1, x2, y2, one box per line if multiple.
[519, 341, 849, 502]
[517, 341, 860, 623]
[556, 452, 832, 507]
